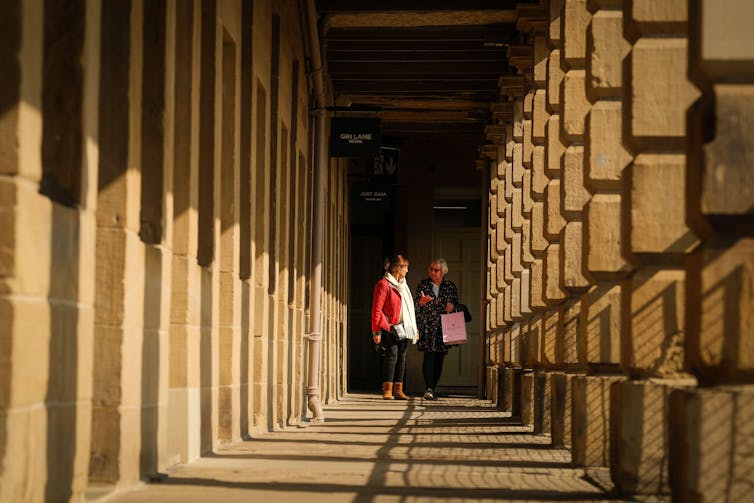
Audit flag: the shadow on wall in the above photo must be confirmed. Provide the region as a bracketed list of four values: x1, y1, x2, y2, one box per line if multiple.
[45, 205, 80, 502]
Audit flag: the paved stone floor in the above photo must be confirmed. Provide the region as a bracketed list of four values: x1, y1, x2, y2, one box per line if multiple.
[102, 393, 668, 502]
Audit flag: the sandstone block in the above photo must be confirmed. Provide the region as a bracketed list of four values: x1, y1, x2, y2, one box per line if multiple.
[504, 283, 512, 322]
[547, 50, 563, 111]
[626, 0, 688, 36]
[522, 171, 534, 216]
[514, 101, 524, 140]
[611, 379, 695, 496]
[546, 115, 565, 176]
[542, 307, 560, 365]
[496, 188, 506, 217]
[545, 244, 567, 303]
[532, 146, 547, 198]
[549, 0, 562, 46]
[524, 91, 534, 117]
[562, 0, 591, 67]
[505, 157, 514, 201]
[528, 314, 543, 365]
[669, 385, 754, 502]
[513, 143, 524, 186]
[511, 233, 523, 276]
[496, 222, 506, 254]
[521, 371, 535, 427]
[587, 10, 629, 99]
[511, 277, 521, 319]
[690, 3, 754, 81]
[630, 154, 698, 254]
[496, 293, 505, 327]
[560, 221, 589, 289]
[580, 282, 622, 365]
[626, 267, 686, 376]
[505, 124, 514, 161]
[533, 90, 548, 141]
[586, 101, 631, 189]
[550, 372, 574, 449]
[530, 258, 547, 310]
[534, 35, 549, 86]
[558, 296, 581, 364]
[562, 145, 590, 217]
[531, 202, 548, 255]
[698, 85, 754, 216]
[504, 245, 514, 282]
[687, 236, 754, 382]
[511, 188, 523, 230]
[545, 180, 566, 241]
[523, 120, 533, 166]
[495, 152, 506, 179]
[534, 370, 551, 434]
[628, 38, 701, 143]
[502, 366, 518, 414]
[522, 219, 535, 265]
[510, 323, 521, 364]
[505, 203, 514, 242]
[562, 70, 590, 141]
[520, 268, 532, 316]
[585, 193, 629, 276]
[572, 375, 625, 467]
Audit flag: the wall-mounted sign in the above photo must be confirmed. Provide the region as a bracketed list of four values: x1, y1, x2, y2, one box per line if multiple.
[370, 146, 400, 179]
[330, 117, 381, 157]
[352, 181, 392, 208]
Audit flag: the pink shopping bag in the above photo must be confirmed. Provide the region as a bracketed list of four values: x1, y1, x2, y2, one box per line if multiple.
[441, 311, 467, 345]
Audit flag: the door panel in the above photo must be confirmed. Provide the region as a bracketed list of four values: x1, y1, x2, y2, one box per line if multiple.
[433, 229, 481, 388]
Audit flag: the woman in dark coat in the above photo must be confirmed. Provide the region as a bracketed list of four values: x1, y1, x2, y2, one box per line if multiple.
[414, 258, 458, 400]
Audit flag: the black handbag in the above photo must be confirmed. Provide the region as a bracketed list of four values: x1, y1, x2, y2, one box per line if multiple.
[456, 303, 472, 323]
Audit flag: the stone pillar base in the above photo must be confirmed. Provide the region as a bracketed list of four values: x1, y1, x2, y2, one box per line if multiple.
[549, 372, 571, 448]
[502, 366, 522, 415]
[669, 385, 754, 502]
[571, 375, 625, 467]
[521, 371, 535, 427]
[610, 378, 696, 496]
[486, 365, 499, 406]
[533, 371, 550, 435]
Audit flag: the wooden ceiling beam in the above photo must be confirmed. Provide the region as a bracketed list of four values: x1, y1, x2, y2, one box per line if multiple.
[326, 25, 514, 42]
[333, 80, 500, 93]
[329, 61, 505, 76]
[317, 0, 530, 11]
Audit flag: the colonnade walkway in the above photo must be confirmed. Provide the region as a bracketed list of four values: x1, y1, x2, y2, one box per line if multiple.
[104, 393, 664, 503]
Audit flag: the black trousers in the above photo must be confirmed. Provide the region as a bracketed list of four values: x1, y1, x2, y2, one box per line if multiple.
[422, 351, 446, 390]
[380, 329, 408, 383]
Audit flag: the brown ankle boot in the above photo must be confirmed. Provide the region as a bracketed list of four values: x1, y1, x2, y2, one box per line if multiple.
[393, 382, 409, 400]
[382, 382, 394, 400]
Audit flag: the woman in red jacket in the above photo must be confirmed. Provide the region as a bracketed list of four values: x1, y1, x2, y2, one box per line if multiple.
[371, 253, 419, 399]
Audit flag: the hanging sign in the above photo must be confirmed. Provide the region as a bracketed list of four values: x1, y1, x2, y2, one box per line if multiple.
[329, 117, 381, 157]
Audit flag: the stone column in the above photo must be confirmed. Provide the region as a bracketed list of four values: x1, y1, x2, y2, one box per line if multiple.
[168, 0, 203, 464]
[611, 0, 700, 496]
[0, 1, 100, 500]
[671, 1, 754, 500]
[570, 0, 632, 470]
[542, 0, 573, 449]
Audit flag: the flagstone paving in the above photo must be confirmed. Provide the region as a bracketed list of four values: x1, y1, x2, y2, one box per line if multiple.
[101, 393, 668, 503]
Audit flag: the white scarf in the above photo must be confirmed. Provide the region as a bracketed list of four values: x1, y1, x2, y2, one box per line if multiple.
[385, 272, 419, 344]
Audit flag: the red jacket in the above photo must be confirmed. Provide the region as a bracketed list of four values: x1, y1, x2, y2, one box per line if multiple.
[371, 278, 402, 333]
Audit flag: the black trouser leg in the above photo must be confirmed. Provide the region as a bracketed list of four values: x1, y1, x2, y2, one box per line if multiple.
[392, 339, 408, 382]
[432, 352, 446, 389]
[381, 331, 408, 383]
[423, 351, 444, 389]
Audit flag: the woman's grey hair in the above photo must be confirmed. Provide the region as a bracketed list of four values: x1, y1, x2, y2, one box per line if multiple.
[431, 258, 448, 276]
